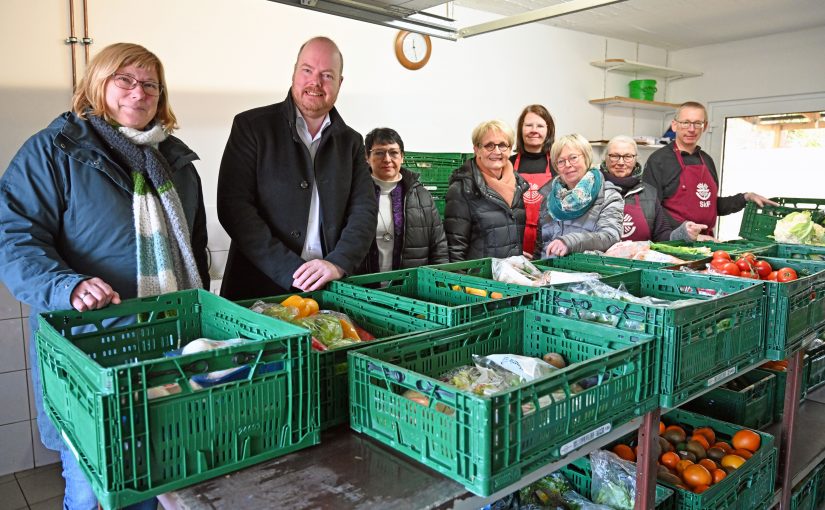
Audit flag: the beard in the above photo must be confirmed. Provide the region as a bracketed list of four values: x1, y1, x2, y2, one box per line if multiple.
[292, 87, 334, 117]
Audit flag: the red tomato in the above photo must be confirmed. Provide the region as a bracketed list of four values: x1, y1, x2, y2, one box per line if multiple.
[712, 250, 731, 261]
[766, 271, 778, 281]
[776, 267, 798, 282]
[754, 260, 773, 278]
[739, 252, 757, 263]
[735, 258, 753, 273]
[720, 262, 741, 277]
[711, 258, 730, 271]
[739, 271, 758, 279]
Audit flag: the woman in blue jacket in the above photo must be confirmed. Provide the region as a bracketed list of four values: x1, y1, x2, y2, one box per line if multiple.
[0, 43, 208, 509]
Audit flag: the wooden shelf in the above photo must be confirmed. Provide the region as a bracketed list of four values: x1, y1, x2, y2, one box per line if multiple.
[590, 96, 681, 111]
[591, 59, 702, 81]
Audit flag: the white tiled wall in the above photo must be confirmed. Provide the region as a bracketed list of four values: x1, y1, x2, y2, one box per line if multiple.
[0, 217, 231, 476]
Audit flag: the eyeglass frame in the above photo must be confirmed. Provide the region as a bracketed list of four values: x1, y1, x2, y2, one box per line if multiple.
[607, 153, 637, 163]
[673, 119, 706, 129]
[369, 149, 403, 160]
[555, 153, 583, 168]
[109, 73, 163, 96]
[479, 142, 511, 153]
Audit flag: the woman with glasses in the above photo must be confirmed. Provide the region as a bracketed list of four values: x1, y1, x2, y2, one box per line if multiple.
[357, 127, 448, 273]
[539, 134, 623, 257]
[444, 120, 528, 261]
[510, 105, 556, 258]
[0, 43, 208, 510]
[601, 135, 710, 242]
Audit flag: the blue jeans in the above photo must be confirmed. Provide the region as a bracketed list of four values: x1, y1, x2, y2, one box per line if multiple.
[60, 449, 158, 510]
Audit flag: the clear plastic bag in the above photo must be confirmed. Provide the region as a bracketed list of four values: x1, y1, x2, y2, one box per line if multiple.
[493, 255, 600, 287]
[249, 300, 300, 321]
[589, 450, 638, 510]
[518, 471, 612, 509]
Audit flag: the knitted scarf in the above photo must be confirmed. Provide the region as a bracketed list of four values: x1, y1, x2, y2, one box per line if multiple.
[88, 115, 202, 297]
[476, 159, 517, 207]
[547, 168, 602, 221]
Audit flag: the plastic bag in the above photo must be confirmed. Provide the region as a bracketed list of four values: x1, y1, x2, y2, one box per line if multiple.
[518, 471, 612, 509]
[479, 353, 558, 382]
[493, 256, 600, 287]
[439, 363, 521, 396]
[589, 450, 638, 510]
[249, 300, 300, 321]
[294, 314, 344, 347]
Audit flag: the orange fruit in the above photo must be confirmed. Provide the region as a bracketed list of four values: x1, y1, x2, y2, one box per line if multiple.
[732, 429, 761, 452]
[712, 469, 727, 484]
[698, 458, 718, 471]
[280, 295, 307, 317]
[693, 484, 710, 494]
[659, 422, 666, 435]
[690, 434, 710, 450]
[694, 427, 716, 445]
[731, 448, 753, 460]
[303, 298, 320, 316]
[676, 459, 694, 475]
[712, 441, 733, 453]
[720, 454, 747, 470]
[682, 464, 712, 488]
[661, 451, 680, 469]
[612, 444, 636, 462]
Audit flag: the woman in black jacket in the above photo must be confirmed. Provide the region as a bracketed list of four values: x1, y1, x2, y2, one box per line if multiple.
[444, 120, 528, 261]
[358, 128, 448, 273]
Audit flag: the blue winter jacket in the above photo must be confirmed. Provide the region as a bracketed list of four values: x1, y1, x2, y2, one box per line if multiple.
[0, 112, 209, 449]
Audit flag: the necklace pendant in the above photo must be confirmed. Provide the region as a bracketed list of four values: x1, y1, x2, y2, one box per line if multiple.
[382, 232, 394, 242]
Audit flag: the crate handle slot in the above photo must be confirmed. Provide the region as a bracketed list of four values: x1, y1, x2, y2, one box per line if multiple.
[416, 379, 455, 400]
[147, 359, 209, 379]
[367, 361, 404, 383]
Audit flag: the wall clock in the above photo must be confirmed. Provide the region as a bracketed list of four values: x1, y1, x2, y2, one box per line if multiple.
[395, 30, 432, 70]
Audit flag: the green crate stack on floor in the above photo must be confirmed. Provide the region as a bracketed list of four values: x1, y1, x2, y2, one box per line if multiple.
[348, 310, 659, 496]
[36, 289, 319, 510]
[602, 408, 777, 510]
[330, 266, 539, 326]
[791, 463, 822, 510]
[534, 268, 767, 408]
[404, 151, 466, 218]
[237, 290, 444, 430]
[681, 369, 776, 429]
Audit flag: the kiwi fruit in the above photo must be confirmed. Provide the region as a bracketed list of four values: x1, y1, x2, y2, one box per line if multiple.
[663, 428, 686, 445]
[677, 450, 697, 463]
[658, 436, 674, 453]
[657, 472, 683, 485]
[707, 447, 726, 462]
[685, 440, 707, 460]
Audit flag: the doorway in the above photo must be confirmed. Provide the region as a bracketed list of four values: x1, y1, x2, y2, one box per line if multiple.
[706, 93, 825, 240]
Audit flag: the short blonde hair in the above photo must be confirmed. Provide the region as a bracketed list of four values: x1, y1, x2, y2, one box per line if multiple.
[675, 101, 707, 122]
[71, 42, 177, 131]
[550, 134, 594, 171]
[471, 120, 515, 148]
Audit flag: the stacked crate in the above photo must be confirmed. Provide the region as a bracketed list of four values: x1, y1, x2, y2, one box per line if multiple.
[404, 151, 470, 218]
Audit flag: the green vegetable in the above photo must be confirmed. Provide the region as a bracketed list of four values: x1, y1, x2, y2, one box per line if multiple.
[649, 243, 712, 256]
[295, 315, 343, 346]
[774, 211, 825, 245]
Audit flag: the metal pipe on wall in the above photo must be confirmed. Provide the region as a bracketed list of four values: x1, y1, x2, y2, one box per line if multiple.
[81, 0, 93, 65]
[66, 0, 78, 90]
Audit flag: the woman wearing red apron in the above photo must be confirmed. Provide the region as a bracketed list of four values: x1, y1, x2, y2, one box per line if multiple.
[600, 135, 707, 242]
[511, 105, 555, 257]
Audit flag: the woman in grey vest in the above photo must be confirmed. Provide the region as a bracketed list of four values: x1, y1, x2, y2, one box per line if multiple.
[600, 135, 711, 242]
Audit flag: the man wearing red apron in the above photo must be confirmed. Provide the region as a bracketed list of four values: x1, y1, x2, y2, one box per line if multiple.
[642, 101, 776, 237]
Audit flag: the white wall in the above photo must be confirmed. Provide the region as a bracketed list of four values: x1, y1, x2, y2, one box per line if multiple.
[0, 0, 673, 475]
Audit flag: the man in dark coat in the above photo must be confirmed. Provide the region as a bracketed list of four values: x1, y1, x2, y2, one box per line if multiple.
[218, 37, 377, 299]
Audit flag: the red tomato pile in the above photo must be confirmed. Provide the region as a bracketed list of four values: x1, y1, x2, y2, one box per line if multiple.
[709, 251, 798, 282]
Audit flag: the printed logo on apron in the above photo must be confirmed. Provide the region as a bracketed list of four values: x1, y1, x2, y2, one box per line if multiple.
[696, 182, 712, 206]
[621, 213, 637, 238]
[523, 182, 542, 204]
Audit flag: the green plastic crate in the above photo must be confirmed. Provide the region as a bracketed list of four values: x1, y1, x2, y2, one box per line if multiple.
[650, 240, 775, 260]
[815, 460, 825, 507]
[564, 252, 692, 270]
[806, 340, 825, 391]
[425, 257, 641, 291]
[760, 364, 809, 423]
[739, 197, 825, 242]
[766, 243, 825, 261]
[677, 255, 825, 360]
[535, 269, 767, 407]
[659, 409, 777, 510]
[36, 289, 318, 509]
[238, 290, 443, 430]
[560, 456, 675, 509]
[331, 267, 539, 326]
[791, 464, 821, 510]
[348, 310, 658, 496]
[682, 370, 776, 429]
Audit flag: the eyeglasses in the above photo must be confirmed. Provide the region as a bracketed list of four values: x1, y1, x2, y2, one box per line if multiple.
[370, 149, 403, 160]
[555, 153, 583, 168]
[674, 120, 706, 129]
[110, 73, 162, 96]
[607, 153, 637, 163]
[480, 142, 511, 152]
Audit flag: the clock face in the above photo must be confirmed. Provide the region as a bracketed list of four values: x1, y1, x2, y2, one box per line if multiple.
[402, 33, 427, 63]
[395, 31, 431, 70]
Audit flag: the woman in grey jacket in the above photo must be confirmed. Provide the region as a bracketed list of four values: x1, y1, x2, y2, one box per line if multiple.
[357, 128, 448, 273]
[539, 134, 623, 257]
[444, 120, 529, 261]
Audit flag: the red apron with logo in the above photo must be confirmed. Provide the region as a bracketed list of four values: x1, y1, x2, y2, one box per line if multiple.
[621, 194, 652, 241]
[514, 152, 553, 255]
[661, 146, 718, 236]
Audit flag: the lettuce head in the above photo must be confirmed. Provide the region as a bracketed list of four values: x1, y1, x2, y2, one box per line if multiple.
[775, 211, 815, 244]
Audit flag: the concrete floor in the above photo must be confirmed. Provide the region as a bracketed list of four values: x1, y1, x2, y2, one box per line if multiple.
[0, 463, 63, 510]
